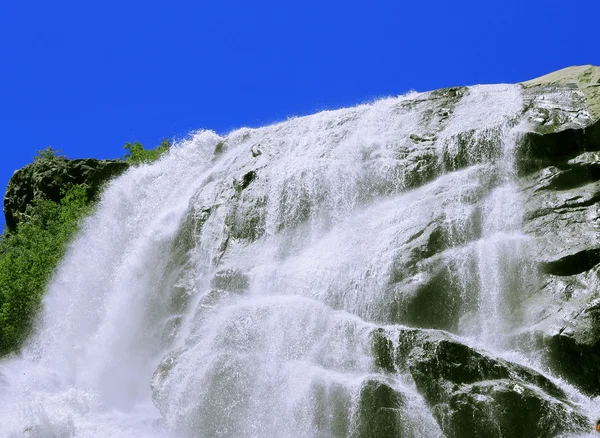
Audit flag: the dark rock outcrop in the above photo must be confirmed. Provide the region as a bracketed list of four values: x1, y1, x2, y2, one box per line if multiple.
[3, 157, 129, 232]
[372, 328, 589, 437]
[355, 379, 411, 438]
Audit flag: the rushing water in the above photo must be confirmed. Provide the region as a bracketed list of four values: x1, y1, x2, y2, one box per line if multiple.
[0, 85, 597, 437]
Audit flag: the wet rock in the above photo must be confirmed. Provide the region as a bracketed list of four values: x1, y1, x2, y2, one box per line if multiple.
[522, 65, 600, 122]
[354, 379, 411, 438]
[545, 326, 600, 396]
[442, 380, 587, 438]
[493, 66, 600, 398]
[388, 256, 466, 331]
[307, 378, 353, 437]
[518, 173, 600, 396]
[211, 269, 249, 293]
[370, 328, 395, 373]
[251, 144, 262, 157]
[234, 170, 257, 192]
[517, 122, 600, 175]
[214, 140, 226, 155]
[387, 329, 589, 437]
[540, 248, 600, 276]
[225, 193, 267, 242]
[517, 65, 600, 175]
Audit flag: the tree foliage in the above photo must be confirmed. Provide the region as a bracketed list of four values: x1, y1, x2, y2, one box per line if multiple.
[0, 138, 172, 355]
[34, 146, 65, 162]
[0, 184, 92, 355]
[123, 139, 171, 165]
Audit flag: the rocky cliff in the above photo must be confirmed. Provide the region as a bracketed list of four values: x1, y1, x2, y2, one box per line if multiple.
[517, 65, 600, 398]
[3, 157, 129, 232]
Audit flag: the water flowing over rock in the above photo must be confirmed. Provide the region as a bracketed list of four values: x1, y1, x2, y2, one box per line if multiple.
[1, 65, 600, 437]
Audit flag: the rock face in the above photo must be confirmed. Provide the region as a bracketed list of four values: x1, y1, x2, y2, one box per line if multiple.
[3, 157, 129, 232]
[516, 66, 600, 396]
[522, 64, 600, 122]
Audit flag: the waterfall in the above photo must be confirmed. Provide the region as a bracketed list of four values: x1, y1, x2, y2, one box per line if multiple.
[0, 84, 597, 437]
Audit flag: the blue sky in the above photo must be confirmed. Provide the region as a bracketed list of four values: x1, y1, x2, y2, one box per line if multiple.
[2, 1, 599, 228]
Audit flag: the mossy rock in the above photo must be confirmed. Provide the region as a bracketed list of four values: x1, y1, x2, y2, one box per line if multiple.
[4, 157, 129, 232]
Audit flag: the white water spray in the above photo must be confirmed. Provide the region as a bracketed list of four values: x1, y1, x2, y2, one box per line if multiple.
[0, 85, 596, 437]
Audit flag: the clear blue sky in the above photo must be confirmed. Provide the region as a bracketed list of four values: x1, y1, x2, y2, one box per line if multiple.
[2, 1, 599, 228]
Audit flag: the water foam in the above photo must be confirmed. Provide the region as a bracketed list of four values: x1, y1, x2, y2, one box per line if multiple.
[0, 85, 594, 437]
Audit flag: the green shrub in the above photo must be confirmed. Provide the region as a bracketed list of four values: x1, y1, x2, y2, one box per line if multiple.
[0, 184, 92, 355]
[124, 139, 171, 165]
[0, 137, 171, 355]
[34, 146, 65, 162]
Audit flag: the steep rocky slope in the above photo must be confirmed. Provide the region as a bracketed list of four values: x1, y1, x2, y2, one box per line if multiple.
[517, 66, 600, 396]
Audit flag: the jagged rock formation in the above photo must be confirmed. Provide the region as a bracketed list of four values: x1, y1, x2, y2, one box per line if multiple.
[516, 66, 600, 396]
[3, 157, 129, 232]
[371, 327, 589, 437]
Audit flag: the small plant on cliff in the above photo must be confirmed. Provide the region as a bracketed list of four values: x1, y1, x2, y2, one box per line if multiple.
[0, 184, 92, 355]
[34, 146, 66, 162]
[123, 139, 171, 165]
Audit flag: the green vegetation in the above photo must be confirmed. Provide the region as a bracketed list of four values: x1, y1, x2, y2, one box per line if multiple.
[33, 146, 65, 162]
[0, 138, 171, 355]
[0, 149, 94, 355]
[124, 139, 171, 165]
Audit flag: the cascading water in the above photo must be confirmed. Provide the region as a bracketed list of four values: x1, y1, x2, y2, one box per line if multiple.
[0, 83, 598, 437]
